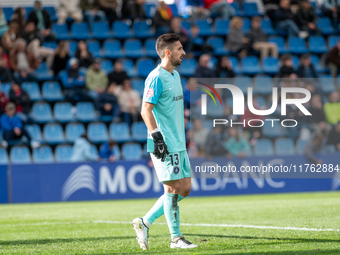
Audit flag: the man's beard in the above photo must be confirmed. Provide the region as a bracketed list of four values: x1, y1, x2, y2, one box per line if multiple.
[170, 55, 182, 67]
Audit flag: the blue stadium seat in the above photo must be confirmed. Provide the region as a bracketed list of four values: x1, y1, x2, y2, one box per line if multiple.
[310, 55, 325, 73]
[65, 123, 85, 142]
[145, 38, 158, 58]
[328, 35, 340, 49]
[207, 37, 225, 54]
[44, 6, 57, 21]
[101, 59, 113, 74]
[254, 139, 274, 156]
[256, 96, 267, 108]
[262, 57, 279, 74]
[33, 146, 54, 163]
[125, 39, 145, 58]
[112, 20, 133, 39]
[229, 56, 241, 74]
[261, 18, 274, 35]
[137, 58, 155, 78]
[263, 121, 286, 138]
[76, 102, 97, 122]
[309, 36, 327, 54]
[71, 22, 90, 40]
[103, 40, 123, 59]
[68, 41, 78, 56]
[241, 56, 261, 75]
[230, 1, 240, 16]
[144, 3, 157, 18]
[253, 75, 273, 95]
[10, 146, 31, 164]
[42, 41, 57, 49]
[3, 7, 13, 22]
[133, 21, 154, 38]
[24, 7, 33, 19]
[42, 81, 65, 101]
[296, 139, 308, 154]
[35, 62, 53, 81]
[275, 138, 295, 155]
[122, 143, 142, 160]
[1, 83, 12, 96]
[59, 70, 85, 88]
[92, 21, 112, 39]
[87, 122, 109, 144]
[317, 17, 335, 35]
[319, 75, 336, 93]
[109, 122, 132, 143]
[21, 82, 42, 101]
[243, 2, 260, 17]
[242, 18, 251, 33]
[87, 40, 102, 58]
[99, 143, 121, 160]
[0, 148, 8, 164]
[234, 75, 251, 94]
[291, 55, 300, 69]
[54, 102, 74, 123]
[178, 58, 197, 76]
[131, 79, 145, 97]
[55, 145, 73, 162]
[121, 58, 137, 77]
[43, 124, 65, 144]
[169, 4, 178, 16]
[269, 37, 288, 54]
[288, 37, 308, 54]
[214, 18, 229, 36]
[52, 24, 70, 40]
[131, 122, 147, 142]
[25, 125, 43, 142]
[31, 103, 54, 123]
[181, 20, 191, 31]
[196, 19, 213, 36]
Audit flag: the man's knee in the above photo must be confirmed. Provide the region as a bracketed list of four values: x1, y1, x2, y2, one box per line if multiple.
[163, 180, 181, 194]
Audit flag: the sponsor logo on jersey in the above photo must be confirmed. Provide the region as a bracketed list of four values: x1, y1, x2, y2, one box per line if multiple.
[146, 88, 154, 97]
[172, 95, 183, 102]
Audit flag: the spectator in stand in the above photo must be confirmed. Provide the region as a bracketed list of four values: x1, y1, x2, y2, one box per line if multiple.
[324, 91, 340, 125]
[192, 119, 209, 153]
[28, 0, 56, 41]
[0, 5, 8, 37]
[278, 54, 297, 78]
[153, 1, 173, 36]
[57, 0, 83, 24]
[295, 0, 320, 35]
[307, 94, 326, 126]
[67, 57, 85, 84]
[10, 39, 39, 84]
[241, 98, 263, 143]
[274, 0, 308, 38]
[86, 58, 108, 99]
[99, 140, 119, 162]
[9, 83, 31, 118]
[52, 41, 70, 76]
[80, 0, 107, 30]
[215, 56, 235, 78]
[323, 0, 340, 26]
[0, 103, 40, 148]
[325, 40, 340, 78]
[75, 40, 94, 68]
[205, 125, 228, 159]
[190, 25, 214, 53]
[96, 82, 120, 118]
[0, 81, 9, 115]
[194, 54, 215, 78]
[1, 22, 19, 52]
[71, 134, 98, 162]
[170, 18, 192, 54]
[118, 79, 142, 126]
[226, 17, 250, 58]
[11, 7, 26, 35]
[182, 0, 210, 20]
[204, 0, 235, 19]
[99, 0, 118, 25]
[0, 46, 13, 82]
[304, 131, 325, 164]
[247, 16, 278, 59]
[225, 127, 251, 158]
[327, 121, 340, 151]
[108, 60, 128, 86]
[297, 54, 318, 78]
[121, 0, 146, 20]
[22, 21, 55, 69]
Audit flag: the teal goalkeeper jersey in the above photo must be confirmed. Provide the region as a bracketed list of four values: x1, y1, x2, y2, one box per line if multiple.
[143, 65, 186, 153]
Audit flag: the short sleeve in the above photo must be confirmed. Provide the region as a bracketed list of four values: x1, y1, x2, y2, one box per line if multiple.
[143, 77, 163, 105]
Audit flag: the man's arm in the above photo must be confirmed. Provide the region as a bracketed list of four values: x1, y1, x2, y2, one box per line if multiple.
[141, 102, 157, 132]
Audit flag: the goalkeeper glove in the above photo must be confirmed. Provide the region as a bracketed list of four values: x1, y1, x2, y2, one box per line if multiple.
[151, 131, 169, 162]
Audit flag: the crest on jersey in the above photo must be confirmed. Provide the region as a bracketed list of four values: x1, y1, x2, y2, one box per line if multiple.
[173, 166, 180, 174]
[146, 88, 154, 97]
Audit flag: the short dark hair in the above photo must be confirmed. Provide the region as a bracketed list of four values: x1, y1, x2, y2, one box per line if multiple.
[156, 33, 181, 58]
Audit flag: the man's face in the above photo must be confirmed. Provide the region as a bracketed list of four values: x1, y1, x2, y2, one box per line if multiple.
[26, 22, 35, 33]
[35, 1, 41, 9]
[302, 57, 310, 66]
[330, 91, 340, 102]
[93, 63, 100, 71]
[115, 62, 123, 72]
[252, 20, 261, 29]
[169, 41, 186, 67]
[281, 0, 290, 9]
[17, 42, 25, 51]
[6, 108, 15, 117]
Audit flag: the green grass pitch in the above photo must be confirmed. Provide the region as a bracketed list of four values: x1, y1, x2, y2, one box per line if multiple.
[0, 192, 339, 254]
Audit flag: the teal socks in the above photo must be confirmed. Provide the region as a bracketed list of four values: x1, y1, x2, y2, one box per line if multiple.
[143, 194, 184, 225]
[163, 193, 182, 238]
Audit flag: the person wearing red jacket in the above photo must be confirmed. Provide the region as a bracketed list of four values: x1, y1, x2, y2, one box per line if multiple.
[204, 0, 235, 19]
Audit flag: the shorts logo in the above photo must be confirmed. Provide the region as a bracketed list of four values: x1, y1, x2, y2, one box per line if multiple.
[173, 167, 180, 174]
[146, 88, 154, 97]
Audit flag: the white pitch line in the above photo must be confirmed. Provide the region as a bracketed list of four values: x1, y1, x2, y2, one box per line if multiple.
[0, 220, 339, 232]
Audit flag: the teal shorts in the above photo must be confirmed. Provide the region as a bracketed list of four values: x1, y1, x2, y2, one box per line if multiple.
[150, 150, 191, 182]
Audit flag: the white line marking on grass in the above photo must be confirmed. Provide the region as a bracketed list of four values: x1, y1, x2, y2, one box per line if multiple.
[1, 220, 339, 232]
